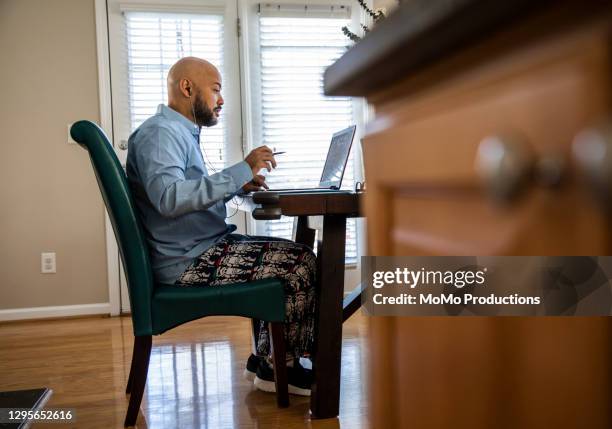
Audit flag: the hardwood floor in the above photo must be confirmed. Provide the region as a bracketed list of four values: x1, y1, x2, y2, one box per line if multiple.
[0, 312, 369, 428]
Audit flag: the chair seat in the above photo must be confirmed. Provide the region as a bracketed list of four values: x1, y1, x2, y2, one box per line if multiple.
[151, 278, 285, 335]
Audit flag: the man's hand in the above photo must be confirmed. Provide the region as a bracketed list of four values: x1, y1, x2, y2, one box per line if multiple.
[242, 175, 269, 193]
[245, 146, 277, 176]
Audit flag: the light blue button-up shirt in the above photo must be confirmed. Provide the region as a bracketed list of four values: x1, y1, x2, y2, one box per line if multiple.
[126, 104, 253, 284]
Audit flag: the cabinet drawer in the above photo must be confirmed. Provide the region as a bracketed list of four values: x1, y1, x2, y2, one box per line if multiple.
[365, 30, 611, 187]
[363, 27, 612, 255]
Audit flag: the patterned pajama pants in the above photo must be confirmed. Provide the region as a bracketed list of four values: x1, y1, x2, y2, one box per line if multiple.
[176, 234, 317, 360]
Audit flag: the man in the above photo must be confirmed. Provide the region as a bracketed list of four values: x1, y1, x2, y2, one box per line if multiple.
[126, 57, 315, 396]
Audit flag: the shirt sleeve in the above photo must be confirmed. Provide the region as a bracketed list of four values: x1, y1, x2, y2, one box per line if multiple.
[134, 126, 253, 218]
[223, 183, 251, 203]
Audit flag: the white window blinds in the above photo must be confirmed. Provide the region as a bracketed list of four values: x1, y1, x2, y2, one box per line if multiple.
[256, 7, 358, 263]
[123, 11, 227, 171]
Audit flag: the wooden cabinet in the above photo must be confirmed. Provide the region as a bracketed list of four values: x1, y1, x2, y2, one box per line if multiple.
[325, 1, 612, 428]
[366, 23, 612, 257]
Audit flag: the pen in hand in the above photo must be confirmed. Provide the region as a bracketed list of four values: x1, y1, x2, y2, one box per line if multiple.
[273, 151, 286, 155]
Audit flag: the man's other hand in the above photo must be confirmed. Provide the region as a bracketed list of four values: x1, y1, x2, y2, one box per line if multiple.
[245, 146, 277, 175]
[242, 175, 269, 193]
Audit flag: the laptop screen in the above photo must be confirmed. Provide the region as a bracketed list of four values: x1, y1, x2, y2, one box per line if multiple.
[318, 125, 356, 189]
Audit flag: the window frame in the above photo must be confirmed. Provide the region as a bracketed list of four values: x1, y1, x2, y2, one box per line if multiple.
[237, 0, 368, 274]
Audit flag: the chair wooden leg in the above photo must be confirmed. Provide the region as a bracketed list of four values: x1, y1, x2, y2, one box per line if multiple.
[125, 339, 139, 394]
[124, 335, 152, 427]
[269, 322, 289, 408]
[251, 319, 261, 355]
[126, 371, 133, 395]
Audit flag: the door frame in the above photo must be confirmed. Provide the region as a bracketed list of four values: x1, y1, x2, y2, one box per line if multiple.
[95, 0, 121, 316]
[95, 0, 369, 315]
[95, 0, 247, 314]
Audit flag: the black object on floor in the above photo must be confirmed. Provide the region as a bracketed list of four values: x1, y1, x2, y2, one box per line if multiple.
[0, 388, 52, 429]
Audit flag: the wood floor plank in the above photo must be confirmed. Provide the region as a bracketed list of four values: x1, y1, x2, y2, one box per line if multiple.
[0, 312, 369, 428]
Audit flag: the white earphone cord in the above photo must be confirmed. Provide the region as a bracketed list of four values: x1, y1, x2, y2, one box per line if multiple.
[190, 89, 242, 218]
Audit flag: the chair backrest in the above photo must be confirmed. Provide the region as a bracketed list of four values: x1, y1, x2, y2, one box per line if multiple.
[71, 120, 153, 336]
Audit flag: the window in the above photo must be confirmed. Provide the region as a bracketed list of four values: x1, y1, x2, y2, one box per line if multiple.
[250, 4, 360, 262]
[122, 11, 227, 170]
[107, 0, 243, 170]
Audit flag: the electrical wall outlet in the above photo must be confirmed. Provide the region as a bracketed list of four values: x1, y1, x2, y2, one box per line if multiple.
[67, 123, 77, 145]
[41, 252, 56, 274]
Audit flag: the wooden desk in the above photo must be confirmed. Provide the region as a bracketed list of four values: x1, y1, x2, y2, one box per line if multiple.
[251, 191, 362, 419]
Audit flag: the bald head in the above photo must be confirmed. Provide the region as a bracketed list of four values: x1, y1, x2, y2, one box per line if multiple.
[167, 57, 224, 127]
[168, 57, 219, 101]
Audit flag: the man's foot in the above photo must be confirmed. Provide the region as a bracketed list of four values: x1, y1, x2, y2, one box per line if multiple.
[253, 359, 313, 396]
[287, 362, 314, 396]
[243, 354, 265, 381]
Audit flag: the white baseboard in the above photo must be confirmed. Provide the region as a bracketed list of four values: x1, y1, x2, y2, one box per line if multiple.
[0, 303, 110, 322]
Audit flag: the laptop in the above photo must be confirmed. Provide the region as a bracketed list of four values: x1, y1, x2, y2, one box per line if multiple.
[265, 125, 357, 193]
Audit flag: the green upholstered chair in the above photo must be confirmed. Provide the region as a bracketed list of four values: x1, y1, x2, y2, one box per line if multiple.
[70, 120, 289, 427]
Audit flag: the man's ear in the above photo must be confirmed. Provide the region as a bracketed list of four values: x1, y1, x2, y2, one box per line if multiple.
[180, 79, 192, 98]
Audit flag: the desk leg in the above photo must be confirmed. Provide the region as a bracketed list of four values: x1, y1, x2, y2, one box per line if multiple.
[295, 215, 316, 249]
[342, 283, 364, 322]
[311, 215, 346, 419]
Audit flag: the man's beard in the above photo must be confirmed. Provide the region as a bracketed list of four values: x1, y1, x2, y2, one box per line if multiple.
[193, 94, 218, 127]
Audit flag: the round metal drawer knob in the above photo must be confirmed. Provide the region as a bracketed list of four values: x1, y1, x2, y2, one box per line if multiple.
[573, 122, 612, 210]
[475, 134, 535, 203]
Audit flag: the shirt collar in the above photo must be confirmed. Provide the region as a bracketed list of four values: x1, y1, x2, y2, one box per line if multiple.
[157, 104, 200, 137]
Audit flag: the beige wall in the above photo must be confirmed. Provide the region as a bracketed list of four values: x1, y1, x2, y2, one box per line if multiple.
[0, 0, 108, 309]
